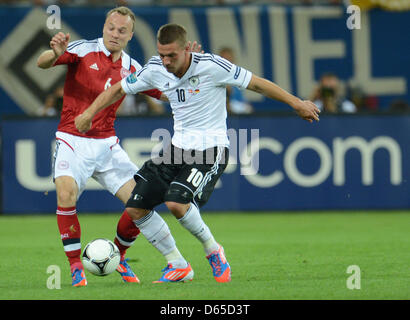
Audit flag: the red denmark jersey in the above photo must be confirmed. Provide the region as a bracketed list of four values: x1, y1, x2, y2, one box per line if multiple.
[54, 38, 161, 138]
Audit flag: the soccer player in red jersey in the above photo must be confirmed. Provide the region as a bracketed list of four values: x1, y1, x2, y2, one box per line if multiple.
[36, 7, 189, 286]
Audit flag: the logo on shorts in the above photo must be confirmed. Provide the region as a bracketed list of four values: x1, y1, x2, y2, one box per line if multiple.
[57, 160, 69, 170]
[133, 194, 143, 201]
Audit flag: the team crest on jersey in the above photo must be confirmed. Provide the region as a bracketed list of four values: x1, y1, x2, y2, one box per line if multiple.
[121, 68, 132, 79]
[189, 76, 200, 87]
[126, 72, 138, 84]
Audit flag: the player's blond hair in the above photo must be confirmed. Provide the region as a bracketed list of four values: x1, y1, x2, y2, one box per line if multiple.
[157, 23, 187, 49]
[106, 6, 136, 30]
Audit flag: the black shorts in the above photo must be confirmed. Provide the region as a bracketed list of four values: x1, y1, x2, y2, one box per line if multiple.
[126, 144, 229, 210]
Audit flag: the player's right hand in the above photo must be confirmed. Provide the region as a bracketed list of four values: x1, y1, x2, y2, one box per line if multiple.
[188, 40, 204, 54]
[75, 112, 92, 133]
[50, 32, 70, 57]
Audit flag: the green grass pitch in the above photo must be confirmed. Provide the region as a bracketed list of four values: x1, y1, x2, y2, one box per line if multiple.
[0, 211, 409, 300]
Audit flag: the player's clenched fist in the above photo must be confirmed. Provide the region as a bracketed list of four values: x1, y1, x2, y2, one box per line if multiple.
[50, 32, 70, 57]
[37, 32, 70, 69]
[75, 112, 93, 133]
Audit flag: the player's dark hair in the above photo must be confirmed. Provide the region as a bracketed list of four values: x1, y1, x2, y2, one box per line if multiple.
[106, 6, 136, 30]
[157, 23, 187, 48]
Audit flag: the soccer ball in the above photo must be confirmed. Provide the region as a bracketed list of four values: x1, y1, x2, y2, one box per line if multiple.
[82, 238, 120, 276]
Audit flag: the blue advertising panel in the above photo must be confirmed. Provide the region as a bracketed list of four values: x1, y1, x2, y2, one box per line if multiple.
[2, 115, 409, 213]
[0, 5, 409, 115]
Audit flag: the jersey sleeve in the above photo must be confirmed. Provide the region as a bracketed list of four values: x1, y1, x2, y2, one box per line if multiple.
[210, 54, 252, 89]
[121, 65, 154, 95]
[129, 58, 162, 99]
[53, 40, 84, 66]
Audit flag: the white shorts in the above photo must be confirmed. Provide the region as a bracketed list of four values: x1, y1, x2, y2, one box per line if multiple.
[53, 131, 138, 197]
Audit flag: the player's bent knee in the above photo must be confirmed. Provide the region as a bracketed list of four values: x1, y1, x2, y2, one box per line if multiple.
[165, 201, 190, 218]
[56, 188, 77, 207]
[165, 201, 179, 213]
[55, 176, 78, 207]
[125, 207, 150, 221]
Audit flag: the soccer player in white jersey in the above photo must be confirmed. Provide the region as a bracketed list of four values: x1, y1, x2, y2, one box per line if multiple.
[75, 23, 320, 283]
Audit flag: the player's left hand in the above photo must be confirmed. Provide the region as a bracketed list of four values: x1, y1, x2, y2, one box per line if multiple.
[293, 100, 321, 123]
[75, 112, 93, 133]
[188, 40, 204, 54]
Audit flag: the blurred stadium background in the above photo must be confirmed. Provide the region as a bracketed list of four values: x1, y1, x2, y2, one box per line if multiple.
[0, 0, 409, 214]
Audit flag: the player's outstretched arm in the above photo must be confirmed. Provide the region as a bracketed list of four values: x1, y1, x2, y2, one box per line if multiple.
[37, 32, 70, 69]
[247, 74, 320, 123]
[75, 81, 126, 133]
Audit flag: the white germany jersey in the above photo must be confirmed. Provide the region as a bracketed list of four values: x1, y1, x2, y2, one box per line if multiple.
[121, 52, 253, 151]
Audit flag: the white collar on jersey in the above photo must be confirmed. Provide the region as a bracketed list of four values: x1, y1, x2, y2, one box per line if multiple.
[97, 37, 131, 70]
[97, 38, 111, 57]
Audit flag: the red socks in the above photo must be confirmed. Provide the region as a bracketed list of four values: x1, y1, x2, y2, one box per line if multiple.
[114, 210, 140, 260]
[57, 207, 139, 271]
[56, 206, 82, 272]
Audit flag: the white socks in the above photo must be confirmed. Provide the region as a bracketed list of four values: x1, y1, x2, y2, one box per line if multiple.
[133, 210, 186, 267]
[133, 204, 219, 268]
[178, 203, 219, 255]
